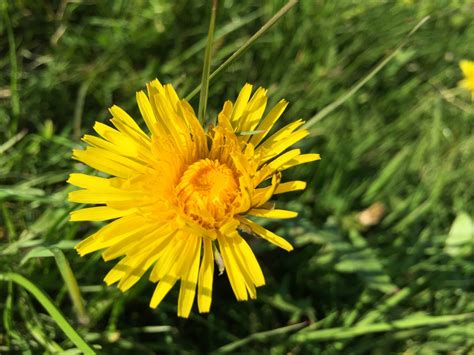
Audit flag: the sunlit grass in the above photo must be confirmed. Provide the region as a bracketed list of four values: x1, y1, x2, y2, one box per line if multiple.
[1, 0, 473, 353]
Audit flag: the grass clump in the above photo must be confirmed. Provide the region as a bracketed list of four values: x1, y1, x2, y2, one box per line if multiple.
[1, 1, 473, 353]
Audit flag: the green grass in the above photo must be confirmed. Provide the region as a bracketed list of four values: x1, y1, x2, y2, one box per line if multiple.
[1, 0, 474, 353]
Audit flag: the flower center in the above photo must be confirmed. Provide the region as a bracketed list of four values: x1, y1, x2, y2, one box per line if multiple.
[176, 159, 239, 228]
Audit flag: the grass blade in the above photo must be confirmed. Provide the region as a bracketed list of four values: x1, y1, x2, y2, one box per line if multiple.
[0, 129, 27, 154]
[1, 1, 20, 132]
[51, 248, 90, 325]
[20, 246, 89, 325]
[303, 16, 430, 129]
[1, 202, 17, 241]
[0, 272, 95, 354]
[186, 0, 298, 101]
[291, 312, 474, 342]
[214, 321, 307, 353]
[2, 281, 21, 350]
[18, 294, 65, 353]
[198, 0, 218, 124]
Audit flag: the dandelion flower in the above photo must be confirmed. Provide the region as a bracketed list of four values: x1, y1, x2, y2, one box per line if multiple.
[459, 60, 474, 99]
[68, 80, 319, 317]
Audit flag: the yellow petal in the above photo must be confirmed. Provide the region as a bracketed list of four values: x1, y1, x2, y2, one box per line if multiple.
[146, 80, 172, 136]
[180, 100, 208, 155]
[109, 115, 151, 149]
[219, 218, 240, 235]
[237, 217, 293, 252]
[220, 100, 233, 119]
[116, 231, 172, 292]
[117, 256, 154, 292]
[177, 237, 201, 318]
[104, 241, 162, 290]
[90, 122, 150, 161]
[231, 233, 265, 287]
[149, 236, 186, 282]
[198, 238, 214, 313]
[279, 153, 321, 171]
[72, 149, 130, 179]
[70, 206, 135, 221]
[72, 146, 148, 179]
[92, 121, 136, 148]
[255, 149, 301, 185]
[230, 83, 253, 127]
[109, 104, 145, 134]
[251, 173, 281, 207]
[67, 173, 115, 190]
[217, 102, 234, 132]
[149, 272, 178, 309]
[110, 118, 150, 149]
[103, 256, 133, 286]
[218, 236, 248, 301]
[249, 99, 288, 147]
[460, 60, 474, 77]
[237, 87, 268, 133]
[101, 224, 166, 262]
[274, 180, 307, 194]
[248, 209, 298, 219]
[256, 119, 304, 153]
[257, 129, 309, 164]
[68, 190, 144, 204]
[149, 236, 194, 311]
[265, 149, 301, 172]
[164, 83, 181, 112]
[136, 91, 160, 136]
[74, 215, 147, 256]
[226, 236, 257, 299]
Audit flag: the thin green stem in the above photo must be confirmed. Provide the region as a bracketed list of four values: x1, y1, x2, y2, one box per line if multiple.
[51, 248, 90, 325]
[3, 281, 14, 349]
[186, 0, 298, 101]
[73, 55, 113, 139]
[291, 312, 474, 343]
[357, 277, 428, 326]
[19, 293, 65, 353]
[1, 1, 20, 131]
[303, 16, 430, 130]
[0, 272, 95, 354]
[1, 203, 17, 241]
[214, 321, 307, 353]
[198, 0, 218, 124]
[74, 79, 93, 140]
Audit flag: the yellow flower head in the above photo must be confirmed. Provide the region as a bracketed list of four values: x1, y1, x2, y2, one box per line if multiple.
[68, 80, 319, 317]
[459, 60, 474, 99]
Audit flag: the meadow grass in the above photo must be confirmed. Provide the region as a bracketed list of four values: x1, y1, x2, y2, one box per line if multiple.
[1, 0, 473, 353]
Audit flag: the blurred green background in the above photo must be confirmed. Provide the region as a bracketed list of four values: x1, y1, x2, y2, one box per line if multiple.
[1, 0, 473, 353]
